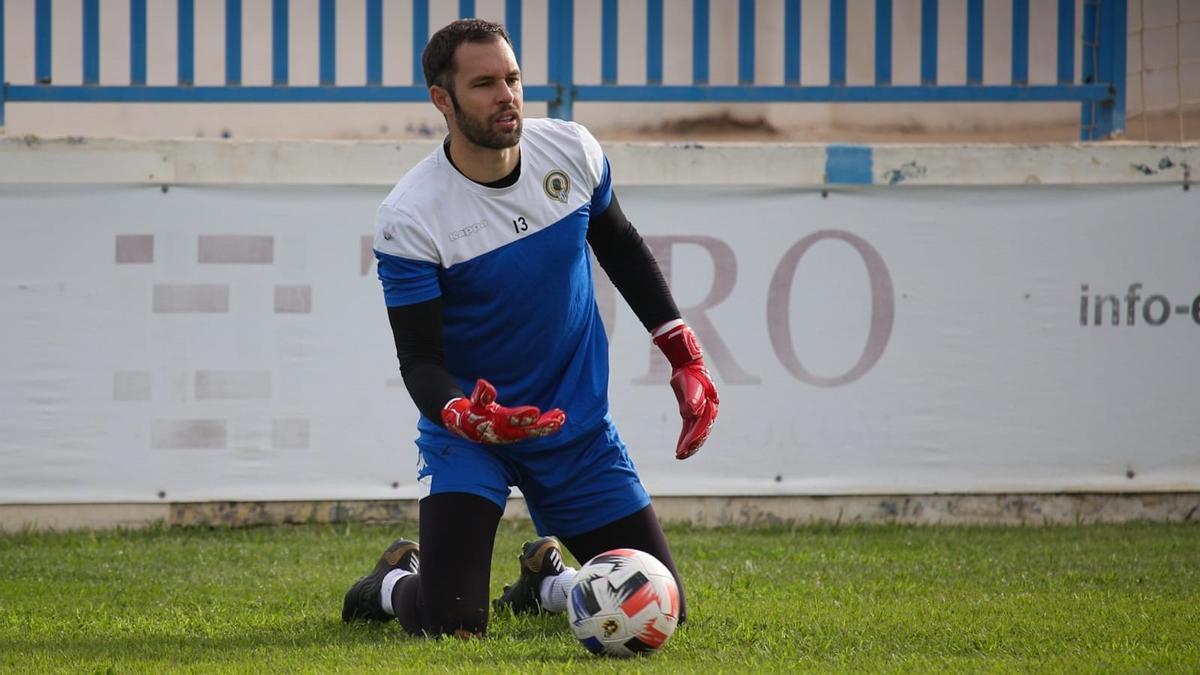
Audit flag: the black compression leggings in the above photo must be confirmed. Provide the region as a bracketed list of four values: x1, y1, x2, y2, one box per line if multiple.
[392, 492, 502, 637]
[390, 492, 686, 637]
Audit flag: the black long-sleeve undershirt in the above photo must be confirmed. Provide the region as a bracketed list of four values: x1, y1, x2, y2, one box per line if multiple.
[585, 194, 680, 331]
[386, 191, 680, 424]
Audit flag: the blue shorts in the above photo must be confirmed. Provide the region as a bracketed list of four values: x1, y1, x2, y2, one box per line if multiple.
[415, 417, 650, 537]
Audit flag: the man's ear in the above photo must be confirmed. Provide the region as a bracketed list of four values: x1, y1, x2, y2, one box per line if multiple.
[429, 85, 454, 117]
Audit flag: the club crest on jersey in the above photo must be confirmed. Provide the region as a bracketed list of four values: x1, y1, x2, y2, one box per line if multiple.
[543, 169, 570, 203]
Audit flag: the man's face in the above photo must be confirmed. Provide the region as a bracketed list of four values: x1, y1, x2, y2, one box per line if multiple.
[444, 38, 523, 149]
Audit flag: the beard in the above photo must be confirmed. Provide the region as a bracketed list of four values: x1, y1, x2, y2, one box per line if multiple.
[450, 93, 522, 149]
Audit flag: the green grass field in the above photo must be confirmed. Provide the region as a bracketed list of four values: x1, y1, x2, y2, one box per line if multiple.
[2, 520, 1197, 673]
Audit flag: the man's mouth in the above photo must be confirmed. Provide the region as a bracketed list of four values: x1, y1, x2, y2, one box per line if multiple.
[494, 111, 519, 128]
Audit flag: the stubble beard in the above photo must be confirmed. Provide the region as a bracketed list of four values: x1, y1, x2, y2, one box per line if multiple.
[451, 93, 522, 150]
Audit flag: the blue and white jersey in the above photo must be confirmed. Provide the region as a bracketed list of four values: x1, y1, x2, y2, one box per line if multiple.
[374, 117, 614, 451]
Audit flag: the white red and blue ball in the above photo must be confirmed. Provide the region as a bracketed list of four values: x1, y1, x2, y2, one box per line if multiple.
[566, 548, 680, 658]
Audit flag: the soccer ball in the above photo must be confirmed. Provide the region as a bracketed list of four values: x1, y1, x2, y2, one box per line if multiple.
[566, 548, 680, 657]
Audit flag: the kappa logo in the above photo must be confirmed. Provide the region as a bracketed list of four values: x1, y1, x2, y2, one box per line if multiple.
[543, 169, 570, 203]
[448, 220, 489, 241]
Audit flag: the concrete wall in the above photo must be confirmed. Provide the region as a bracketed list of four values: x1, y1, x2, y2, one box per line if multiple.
[2, 0, 1195, 140]
[3, 494, 1198, 531]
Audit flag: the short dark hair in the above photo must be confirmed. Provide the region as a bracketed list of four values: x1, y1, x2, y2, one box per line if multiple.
[421, 19, 512, 92]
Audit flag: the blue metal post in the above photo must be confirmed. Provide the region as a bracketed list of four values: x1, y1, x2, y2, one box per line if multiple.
[738, 0, 754, 85]
[459, 0, 474, 18]
[366, 0, 382, 85]
[1, 0, 5, 127]
[83, 0, 100, 84]
[693, 0, 710, 84]
[273, 0, 289, 85]
[178, 0, 195, 85]
[1081, 0, 1099, 137]
[319, 0, 335, 85]
[874, 0, 891, 86]
[1080, 0, 1126, 139]
[412, 0, 428, 84]
[1094, 0, 1118, 138]
[1056, 0, 1074, 84]
[601, 0, 618, 84]
[547, 0, 574, 119]
[966, 0, 982, 85]
[564, 0, 574, 117]
[1012, 0, 1028, 85]
[505, 0, 522, 64]
[226, 0, 243, 85]
[131, 0, 147, 85]
[36, 0, 52, 83]
[784, 0, 800, 85]
[647, 0, 663, 85]
[830, 0, 846, 86]
[920, 0, 937, 85]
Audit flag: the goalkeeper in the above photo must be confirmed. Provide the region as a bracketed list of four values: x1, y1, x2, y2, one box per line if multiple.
[341, 19, 719, 639]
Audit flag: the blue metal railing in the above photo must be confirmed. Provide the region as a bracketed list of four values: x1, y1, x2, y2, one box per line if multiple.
[0, 0, 1127, 140]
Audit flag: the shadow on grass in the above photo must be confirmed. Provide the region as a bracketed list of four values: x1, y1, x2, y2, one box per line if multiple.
[488, 611, 569, 639]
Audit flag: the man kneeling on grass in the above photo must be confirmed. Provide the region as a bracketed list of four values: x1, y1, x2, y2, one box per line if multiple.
[340, 18, 719, 638]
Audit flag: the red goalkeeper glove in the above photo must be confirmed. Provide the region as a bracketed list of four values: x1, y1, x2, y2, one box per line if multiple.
[441, 379, 566, 444]
[653, 322, 719, 459]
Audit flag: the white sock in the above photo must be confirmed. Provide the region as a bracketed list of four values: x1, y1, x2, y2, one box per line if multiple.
[380, 568, 414, 616]
[538, 568, 577, 613]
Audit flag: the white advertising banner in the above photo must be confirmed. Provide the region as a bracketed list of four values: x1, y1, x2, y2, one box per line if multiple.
[1, 183, 1197, 503]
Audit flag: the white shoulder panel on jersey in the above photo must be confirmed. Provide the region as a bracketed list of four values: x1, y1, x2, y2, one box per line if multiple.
[374, 151, 443, 264]
[373, 119, 607, 269]
[442, 120, 593, 268]
[523, 117, 605, 190]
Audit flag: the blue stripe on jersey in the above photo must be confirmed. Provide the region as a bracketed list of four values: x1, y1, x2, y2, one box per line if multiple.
[416, 198, 611, 451]
[375, 250, 441, 306]
[592, 157, 613, 214]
